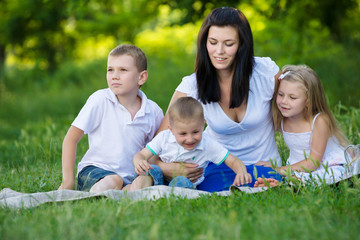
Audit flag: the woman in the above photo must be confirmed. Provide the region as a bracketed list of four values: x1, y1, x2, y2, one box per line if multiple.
[155, 7, 283, 191]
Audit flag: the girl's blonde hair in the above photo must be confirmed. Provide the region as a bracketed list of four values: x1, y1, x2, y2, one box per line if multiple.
[272, 64, 349, 147]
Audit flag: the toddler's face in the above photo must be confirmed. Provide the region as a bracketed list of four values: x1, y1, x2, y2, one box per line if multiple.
[170, 118, 205, 151]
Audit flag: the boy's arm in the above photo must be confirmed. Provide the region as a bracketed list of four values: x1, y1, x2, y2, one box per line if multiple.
[58, 126, 84, 190]
[133, 147, 154, 175]
[224, 153, 252, 186]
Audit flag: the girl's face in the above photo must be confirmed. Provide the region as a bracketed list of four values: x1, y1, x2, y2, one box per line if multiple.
[276, 80, 308, 120]
[206, 26, 239, 74]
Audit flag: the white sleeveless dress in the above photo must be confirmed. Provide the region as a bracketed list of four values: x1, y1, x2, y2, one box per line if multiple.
[282, 113, 347, 183]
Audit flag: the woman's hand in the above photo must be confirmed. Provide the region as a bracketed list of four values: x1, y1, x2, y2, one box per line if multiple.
[157, 160, 203, 183]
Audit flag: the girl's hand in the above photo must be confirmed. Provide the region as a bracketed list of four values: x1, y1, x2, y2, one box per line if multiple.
[134, 158, 152, 175]
[232, 172, 252, 186]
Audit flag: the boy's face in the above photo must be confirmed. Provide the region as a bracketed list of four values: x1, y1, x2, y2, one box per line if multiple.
[169, 118, 205, 151]
[106, 54, 147, 100]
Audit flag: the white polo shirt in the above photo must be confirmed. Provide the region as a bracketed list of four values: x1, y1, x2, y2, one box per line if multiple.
[74, 88, 164, 184]
[146, 129, 229, 185]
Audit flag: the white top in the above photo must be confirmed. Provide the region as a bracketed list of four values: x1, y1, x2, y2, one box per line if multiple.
[176, 57, 281, 166]
[282, 113, 346, 168]
[147, 129, 229, 185]
[74, 88, 164, 184]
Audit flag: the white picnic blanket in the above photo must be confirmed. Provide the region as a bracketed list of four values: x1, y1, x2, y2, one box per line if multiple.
[1, 152, 358, 210]
[0, 185, 268, 210]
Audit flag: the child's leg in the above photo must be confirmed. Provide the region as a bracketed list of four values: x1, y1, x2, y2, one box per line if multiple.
[125, 175, 153, 191]
[77, 165, 120, 191]
[168, 176, 195, 189]
[89, 174, 124, 193]
[125, 164, 164, 191]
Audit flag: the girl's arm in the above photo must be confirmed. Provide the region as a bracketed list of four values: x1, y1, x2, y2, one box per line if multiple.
[153, 90, 203, 182]
[58, 126, 84, 190]
[224, 154, 252, 186]
[277, 114, 330, 175]
[133, 148, 154, 175]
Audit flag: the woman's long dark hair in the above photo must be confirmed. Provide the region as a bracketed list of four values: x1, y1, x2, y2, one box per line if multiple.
[195, 7, 254, 108]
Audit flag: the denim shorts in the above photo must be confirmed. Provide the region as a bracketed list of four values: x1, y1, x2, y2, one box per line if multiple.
[77, 165, 118, 191]
[148, 164, 195, 189]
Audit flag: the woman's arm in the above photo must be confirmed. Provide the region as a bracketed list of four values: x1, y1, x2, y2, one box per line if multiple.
[277, 115, 330, 175]
[153, 90, 203, 182]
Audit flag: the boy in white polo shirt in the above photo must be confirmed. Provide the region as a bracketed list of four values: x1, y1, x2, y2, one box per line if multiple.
[130, 97, 252, 190]
[58, 44, 163, 193]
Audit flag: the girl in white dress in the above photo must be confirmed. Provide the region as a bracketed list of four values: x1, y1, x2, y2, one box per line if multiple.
[257, 65, 351, 185]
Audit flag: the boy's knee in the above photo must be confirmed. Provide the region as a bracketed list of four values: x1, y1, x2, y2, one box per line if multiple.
[169, 176, 194, 189]
[90, 174, 124, 193]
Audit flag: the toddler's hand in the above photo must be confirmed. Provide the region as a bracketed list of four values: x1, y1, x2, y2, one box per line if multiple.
[134, 158, 152, 175]
[233, 172, 252, 186]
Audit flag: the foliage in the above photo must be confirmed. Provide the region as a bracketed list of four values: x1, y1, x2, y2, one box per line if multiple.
[0, 0, 163, 70]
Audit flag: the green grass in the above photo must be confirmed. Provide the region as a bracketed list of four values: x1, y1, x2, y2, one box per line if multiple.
[1, 55, 360, 240]
[1, 183, 360, 240]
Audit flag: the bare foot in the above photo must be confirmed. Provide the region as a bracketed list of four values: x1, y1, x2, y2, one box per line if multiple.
[254, 177, 279, 187]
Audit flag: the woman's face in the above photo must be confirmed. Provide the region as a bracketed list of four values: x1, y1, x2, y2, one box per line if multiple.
[206, 25, 240, 74]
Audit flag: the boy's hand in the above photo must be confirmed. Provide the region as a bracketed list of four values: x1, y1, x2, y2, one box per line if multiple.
[134, 158, 153, 175]
[232, 171, 252, 186]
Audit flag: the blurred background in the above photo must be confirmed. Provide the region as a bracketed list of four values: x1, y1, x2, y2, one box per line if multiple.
[1, 0, 359, 140]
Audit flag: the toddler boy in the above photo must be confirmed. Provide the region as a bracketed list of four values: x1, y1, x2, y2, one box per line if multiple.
[131, 97, 251, 190]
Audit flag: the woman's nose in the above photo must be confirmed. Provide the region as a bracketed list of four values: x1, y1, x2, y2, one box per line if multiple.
[216, 43, 225, 54]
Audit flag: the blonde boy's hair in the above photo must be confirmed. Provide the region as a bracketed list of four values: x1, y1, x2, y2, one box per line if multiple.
[272, 64, 349, 147]
[168, 97, 204, 126]
[109, 44, 147, 72]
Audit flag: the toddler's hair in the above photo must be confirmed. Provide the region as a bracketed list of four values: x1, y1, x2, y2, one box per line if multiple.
[273, 64, 349, 147]
[168, 97, 204, 126]
[109, 44, 147, 72]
